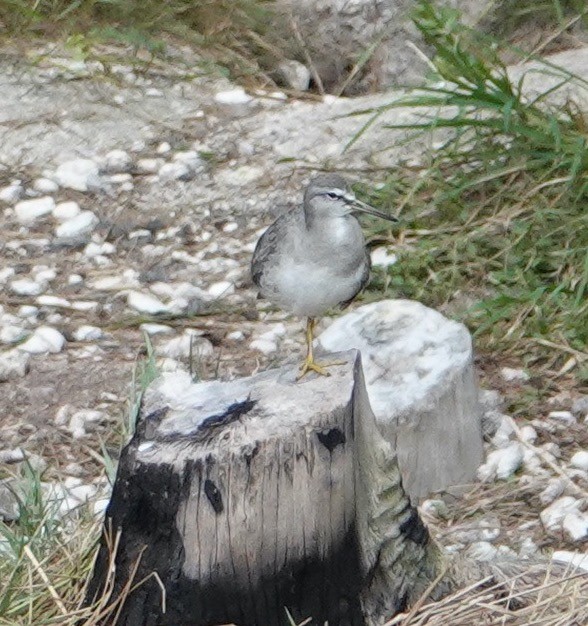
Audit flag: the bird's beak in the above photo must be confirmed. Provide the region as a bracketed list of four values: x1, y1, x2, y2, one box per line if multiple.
[347, 196, 399, 222]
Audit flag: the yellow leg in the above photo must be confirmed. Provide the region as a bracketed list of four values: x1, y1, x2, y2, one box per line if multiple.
[297, 318, 346, 380]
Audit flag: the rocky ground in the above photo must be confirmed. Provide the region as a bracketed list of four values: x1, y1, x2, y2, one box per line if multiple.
[0, 42, 587, 574]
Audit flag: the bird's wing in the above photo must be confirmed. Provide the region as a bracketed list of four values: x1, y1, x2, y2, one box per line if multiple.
[251, 211, 295, 291]
[339, 248, 371, 309]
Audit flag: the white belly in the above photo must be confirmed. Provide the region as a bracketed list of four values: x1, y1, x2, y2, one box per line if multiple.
[269, 257, 367, 317]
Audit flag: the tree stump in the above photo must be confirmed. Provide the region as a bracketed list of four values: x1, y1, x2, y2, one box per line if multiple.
[318, 300, 484, 500]
[87, 351, 445, 626]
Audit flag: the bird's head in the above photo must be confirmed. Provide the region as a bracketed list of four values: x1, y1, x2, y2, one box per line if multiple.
[303, 174, 398, 223]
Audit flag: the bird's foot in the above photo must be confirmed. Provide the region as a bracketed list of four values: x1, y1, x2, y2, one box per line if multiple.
[296, 356, 347, 380]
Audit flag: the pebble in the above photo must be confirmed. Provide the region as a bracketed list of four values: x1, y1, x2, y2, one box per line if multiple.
[102, 149, 132, 173]
[18, 305, 38, 318]
[0, 350, 30, 381]
[539, 478, 566, 505]
[477, 443, 523, 481]
[9, 278, 44, 296]
[52, 201, 81, 221]
[226, 330, 245, 341]
[54, 158, 100, 191]
[173, 150, 202, 170]
[68, 274, 84, 285]
[73, 325, 104, 341]
[158, 162, 192, 182]
[0, 182, 24, 203]
[370, 247, 397, 267]
[0, 325, 29, 344]
[540, 496, 581, 533]
[127, 291, 169, 315]
[55, 211, 99, 238]
[276, 59, 311, 91]
[93, 498, 110, 517]
[500, 367, 530, 383]
[0, 448, 26, 464]
[249, 338, 278, 355]
[519, 424, 538, 443]
[490, 415, 516, 447]
[84, 242, 116, 258]
[91, 271, 139, 290]
[214, 87, 254, 117]
[36, 296, 67, 309]
[222, 221, 239, 233]
[562, 511, 588, 542]
[157, 331, 214, 360]
[136, 158, 163, 174]
[552, 550, 588, 572]
[479, 389, 505, 413]
[140, 323, 174, 336]
[0, 268, 15, 284]
[569, 450, 588, 471]
[207, 281, 235, 298]
[33, 177, 59, 193]
[464, 541, 498, 562]
[571, 396, 588, 417]
[156, 142, 171, 155]
[68, 409, 105, 439]
[15, 196, 55, 223]
[19, 326, 66, 354]
[547, 410, 576, 424]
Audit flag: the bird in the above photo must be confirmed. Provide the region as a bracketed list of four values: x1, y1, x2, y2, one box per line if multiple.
[251, 174, 398, 379]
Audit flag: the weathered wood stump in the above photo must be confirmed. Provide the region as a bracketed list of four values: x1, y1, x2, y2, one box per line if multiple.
[87, 351, 447, 625]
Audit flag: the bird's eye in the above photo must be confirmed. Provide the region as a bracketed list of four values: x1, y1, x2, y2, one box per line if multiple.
[326, 192, 338, 199]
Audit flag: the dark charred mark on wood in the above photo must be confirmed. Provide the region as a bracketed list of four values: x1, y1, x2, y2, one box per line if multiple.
[398, 507, 429, 546]
[204, 479, 224, 514]
[317, 428, 346, 452]
[243, 443, 260, 467]
[198, 397, 257, 434]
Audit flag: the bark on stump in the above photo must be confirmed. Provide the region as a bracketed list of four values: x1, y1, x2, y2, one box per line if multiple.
[87, 351, 446, 626]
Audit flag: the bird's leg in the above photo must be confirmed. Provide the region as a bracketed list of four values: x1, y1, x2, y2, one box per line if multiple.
[297, 317, 346, 380]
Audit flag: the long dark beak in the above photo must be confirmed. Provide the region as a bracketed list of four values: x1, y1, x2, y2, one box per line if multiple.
[349, 197, 398, 222]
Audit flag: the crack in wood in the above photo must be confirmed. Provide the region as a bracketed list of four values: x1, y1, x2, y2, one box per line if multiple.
[204, 478, 224, 514]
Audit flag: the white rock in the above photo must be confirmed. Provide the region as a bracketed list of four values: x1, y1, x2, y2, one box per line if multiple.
[18, 305, 38, 318]
[317, 300, 484, 498]
[55, 211, 99, 238]
[0, 268, 15, 284]
[157, 357, 188, 373]
[464, 541, 498, 562]
[19, 326, 66, 354]
[539, 478, 566, 505]
[249, 338, 278, 355]
[519, 424, 538, 443]
[54, 159, 100, 191]
[222, 221, 239, 233]
[420, 499, 449, 519]
[227, 330, 245, 341]
[0, 325, 29, 344]
[370, 247, 397, 267]
[173, 150, 202, 170]
[156, 142, 171, 154]
[33, 178, 59, 193]
[84, 242, 116, 258]
[102, 149, 132, 173]
[9, 278, 44, 296]
[276, 59, 311, 91]
[34, 267, 56, 283]
[127, 291, 169, 315]
[0, 350, 30, 381]
[0, 448, 26, 464]
[540, 496, 581, 533]
[68, 409, 105, 439]
[478, 443, 524, 481]
[479, 389, 505, 412]
[552, 550, 588, 572]
[518, 537, 538, 558]
[52, 201, 81, 221]
[69, 484, 98, 503]
[36, 295, 71, 307]
[70, 301, 99, 311]
[68, 274, 84, 285]
[548, 410, 576, 424]
[158, 331, 214, 360]
[136, 158, 163, 174]
[91, 272, 139, 291]
[500, 367, 529, 382]
[73, 325, 104, 341]
[207, 281, 235, 298]
[93, 498, 110, 517]
[490, 415, 515, 447]
[140, 323, 174, 336]
[215, 87, 253, 106]
[15, 196, 55, 223]
[563, 511, 588, 542]
[158, 162, 192, 182]
[570, 450, 588, 471]
[0, 183, 24, 203]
